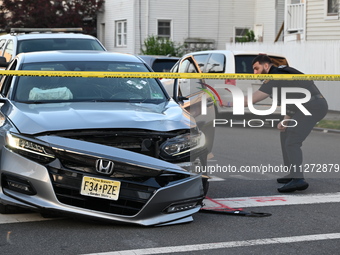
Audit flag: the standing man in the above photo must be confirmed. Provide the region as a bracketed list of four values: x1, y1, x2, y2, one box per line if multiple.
[230, 54, 328, 192]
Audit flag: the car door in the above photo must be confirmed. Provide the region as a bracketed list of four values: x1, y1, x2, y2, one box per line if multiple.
[173, 56, 215, 156]
[2, 39, 14, 62]
[0, 39, 8, 69]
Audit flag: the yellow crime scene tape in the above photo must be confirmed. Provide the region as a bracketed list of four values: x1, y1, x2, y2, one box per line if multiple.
[1, 70, 340, 81]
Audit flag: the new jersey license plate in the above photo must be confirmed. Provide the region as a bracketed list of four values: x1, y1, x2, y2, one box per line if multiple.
[80, 176, 121, 200]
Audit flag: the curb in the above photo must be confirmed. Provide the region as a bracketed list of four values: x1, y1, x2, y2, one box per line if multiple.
[313, 127, 340, 134]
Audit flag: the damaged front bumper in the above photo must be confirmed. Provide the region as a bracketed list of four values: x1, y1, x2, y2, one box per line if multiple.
[0, 135, 206, 226]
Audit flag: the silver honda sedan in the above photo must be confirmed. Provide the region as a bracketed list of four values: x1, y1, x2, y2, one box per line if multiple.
[0, 51, 211, 226]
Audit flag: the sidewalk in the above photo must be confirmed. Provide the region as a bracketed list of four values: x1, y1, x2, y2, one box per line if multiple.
[323, 110, 340, 121]
[314, 110, 340, 133]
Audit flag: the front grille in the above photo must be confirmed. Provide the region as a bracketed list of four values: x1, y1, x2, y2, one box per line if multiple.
[54, 149, 163, 178]
[49, 166, 158, 216]
[43, 128, 191, 159]
[50, 129, 182, 158]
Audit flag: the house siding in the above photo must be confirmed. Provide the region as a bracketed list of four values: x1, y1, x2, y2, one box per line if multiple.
[146, 0, 257, 51]
[275, 0, 285, 41]
[254, 0, 280, 42]
[306, 0, 340, 40]
[98, 0, 284, 54]
[97, 0, 136, 54]
[221, 0, 256, 44]
[146, 0, 188, 45]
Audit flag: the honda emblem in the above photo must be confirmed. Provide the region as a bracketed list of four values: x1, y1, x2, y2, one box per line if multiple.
[95, 159, 114, 175]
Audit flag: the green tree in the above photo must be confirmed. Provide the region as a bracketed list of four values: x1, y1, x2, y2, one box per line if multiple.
[0, 0, 104, 35]
[141, 35, 184, 57]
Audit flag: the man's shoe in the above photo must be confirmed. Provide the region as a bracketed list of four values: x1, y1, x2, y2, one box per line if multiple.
[277, 177, 292, 184]
[278, 179, 309, 193]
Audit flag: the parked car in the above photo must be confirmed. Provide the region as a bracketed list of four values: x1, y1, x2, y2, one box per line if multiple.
[0, 51, 212, 226]
[162, 50, 289, 118]
[138, 55, 179, 72]
[0, 28, 106, 66]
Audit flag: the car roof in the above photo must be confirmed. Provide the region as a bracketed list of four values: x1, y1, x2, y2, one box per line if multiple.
[1, 32, 99, 41]
[138, 55, 180, 60]
[138, 55, 179, 64]
[185, 50, 286, 58]
[17, 51, 144, 63]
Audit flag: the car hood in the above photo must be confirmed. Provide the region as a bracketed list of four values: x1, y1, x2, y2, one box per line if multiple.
[6, 101, 194, 134]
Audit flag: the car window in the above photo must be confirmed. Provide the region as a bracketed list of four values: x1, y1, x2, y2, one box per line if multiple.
[178, 59, 189, 73]
[192, 54, 209, 72]
[234, 55, 257, 73]
[0, 59, 17, 97]
[176, 57, 202, 97]
[205, 53, 225, 73]
[14, 61, 167, 103]
[0, 39, 6, 56]
[3, 40, 14, 62]
[235, 55, 289, 73]
[17, 39, 105, 53]
[170, 62, 179, 72]
[151, 59, 178, 72]
[178, 58, 198, 73]
[187, 61, 198, 73]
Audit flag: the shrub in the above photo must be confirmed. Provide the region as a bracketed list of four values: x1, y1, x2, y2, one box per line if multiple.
[141, 35, 184, 57]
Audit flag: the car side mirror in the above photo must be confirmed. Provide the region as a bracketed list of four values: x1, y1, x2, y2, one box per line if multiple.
[177, 96, 189, 102]
[0, 98, 8, 104]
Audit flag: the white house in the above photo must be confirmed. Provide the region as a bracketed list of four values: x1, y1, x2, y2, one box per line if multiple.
[96, 0, 285, 55]
[284, 0, 340, 42]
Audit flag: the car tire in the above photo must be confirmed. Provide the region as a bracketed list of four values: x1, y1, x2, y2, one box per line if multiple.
[202, 175, 210, 196]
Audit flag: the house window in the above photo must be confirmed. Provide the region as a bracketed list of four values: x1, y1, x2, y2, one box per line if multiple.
[327, 0, 339, 15]
[116, 20, 127, 47]
[157, 20, 171, 39]
[235, 27, 251, 42]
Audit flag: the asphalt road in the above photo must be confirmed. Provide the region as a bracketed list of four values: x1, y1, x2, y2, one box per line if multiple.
[0, 126, 339, 255]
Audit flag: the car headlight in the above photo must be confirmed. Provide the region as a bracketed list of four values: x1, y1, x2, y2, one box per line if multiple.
[6, 133, 55, 163]
[159, 132, 205, 159]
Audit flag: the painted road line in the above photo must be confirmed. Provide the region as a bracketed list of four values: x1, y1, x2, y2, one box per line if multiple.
[207, 176, 225, 181]
[82, 233, 340, 255]
[203, 192, 340, 209]
[0, 213, 58, 224]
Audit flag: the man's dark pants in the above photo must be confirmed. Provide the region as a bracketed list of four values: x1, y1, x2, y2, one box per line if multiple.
[280, 98, 328, 178]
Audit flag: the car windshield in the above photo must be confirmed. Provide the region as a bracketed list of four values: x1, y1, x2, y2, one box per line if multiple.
[17, 38, 105, 53]
[235, 55, 289, 73]
[14, 61, 167, 104]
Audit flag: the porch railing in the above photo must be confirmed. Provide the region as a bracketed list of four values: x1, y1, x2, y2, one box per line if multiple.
[286, 3, 305, 32]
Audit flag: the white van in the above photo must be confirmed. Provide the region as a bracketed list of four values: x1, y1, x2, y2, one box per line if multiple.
[162, 50, 289, 118]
